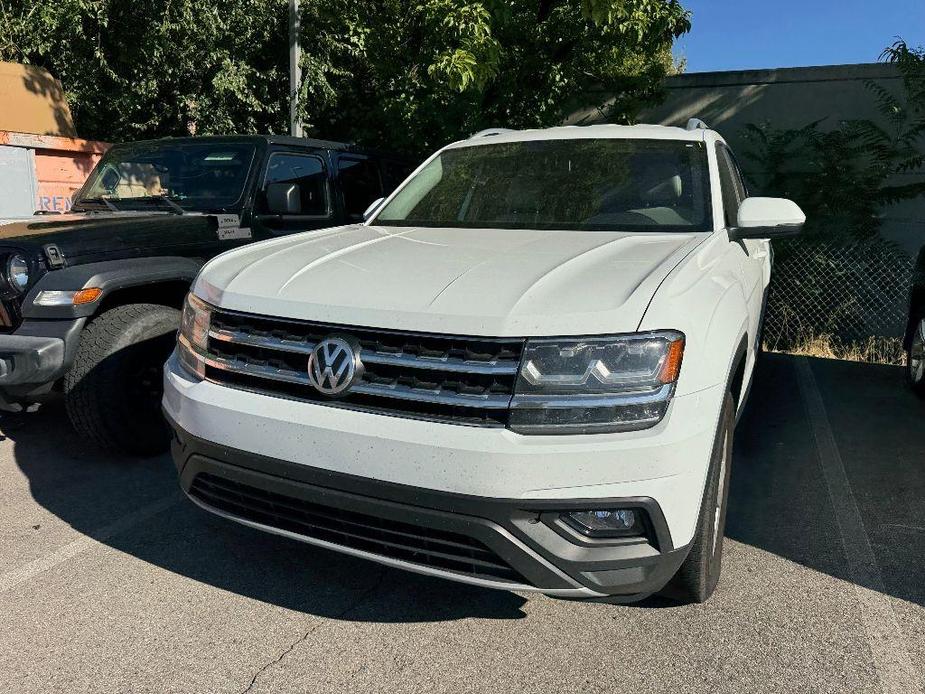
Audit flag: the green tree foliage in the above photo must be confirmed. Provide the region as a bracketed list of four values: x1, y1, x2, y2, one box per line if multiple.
[0, 0, 690, 153]
[299, 0, 691, 156]
[0, 0, 290, 141]
[742, 40, 925, 243]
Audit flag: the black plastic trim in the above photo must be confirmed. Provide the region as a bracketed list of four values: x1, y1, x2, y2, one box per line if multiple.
[727, 223, 803, 241]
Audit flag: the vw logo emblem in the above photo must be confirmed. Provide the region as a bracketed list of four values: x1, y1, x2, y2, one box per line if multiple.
[307, 336, 362, 396]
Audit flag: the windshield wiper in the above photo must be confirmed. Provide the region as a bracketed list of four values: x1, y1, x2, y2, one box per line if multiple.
[73, 197, 120, 213]
[143, 195, 186, 215]
[107, 195, 187, 215]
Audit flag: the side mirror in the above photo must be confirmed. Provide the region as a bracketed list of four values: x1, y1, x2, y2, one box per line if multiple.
[729, 197, 805, 240]
[363, 197, 385, 221]
[265, 182, 301, 215]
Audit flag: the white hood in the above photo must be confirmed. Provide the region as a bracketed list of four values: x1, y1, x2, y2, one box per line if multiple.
[195, 224, 706, 337]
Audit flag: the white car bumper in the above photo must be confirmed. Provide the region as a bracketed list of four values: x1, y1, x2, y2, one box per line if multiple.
[164, 351, 725, 598]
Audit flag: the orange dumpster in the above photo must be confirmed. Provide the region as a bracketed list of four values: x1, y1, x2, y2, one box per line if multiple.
[0, 62, 109, 217]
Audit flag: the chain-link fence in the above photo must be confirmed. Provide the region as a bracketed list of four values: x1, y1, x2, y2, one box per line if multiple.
[764, 237, 915, 359]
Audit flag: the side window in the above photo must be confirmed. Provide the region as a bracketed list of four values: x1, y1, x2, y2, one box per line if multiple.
[715, 145, 743, 228]
[337, 157, 384, 220]
[262, 153, 329, 216]
[726, 148, 749, 200]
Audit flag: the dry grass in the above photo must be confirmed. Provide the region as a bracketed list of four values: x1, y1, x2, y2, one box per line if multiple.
[765, 333, 906, 365]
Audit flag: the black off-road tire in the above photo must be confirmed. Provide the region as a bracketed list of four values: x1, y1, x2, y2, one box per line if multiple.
[907, 313, 925, 398]
[64, 303, 180, 456]
[664, 391, 735, 603]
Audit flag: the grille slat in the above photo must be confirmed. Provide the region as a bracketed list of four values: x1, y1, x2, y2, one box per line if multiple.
[209, 329, 518, 376]
[190, 473, 526, 584]
[210, 327, 519, 375]
[203, 310, 524, 426]
[210, 327, 316, 354]
[195, 476, 499, 558]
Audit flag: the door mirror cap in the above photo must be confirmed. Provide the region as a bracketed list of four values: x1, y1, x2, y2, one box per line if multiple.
[266, 182, 301, 215]
[363, 197, 386, 221]
[729, 197, 805, 240]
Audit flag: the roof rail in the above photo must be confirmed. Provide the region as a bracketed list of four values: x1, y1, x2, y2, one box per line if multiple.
[686, 118, 709, 131]
[469, 128, 514, 139]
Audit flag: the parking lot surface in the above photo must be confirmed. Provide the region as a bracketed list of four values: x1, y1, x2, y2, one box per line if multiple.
[1, 353, 923, 694]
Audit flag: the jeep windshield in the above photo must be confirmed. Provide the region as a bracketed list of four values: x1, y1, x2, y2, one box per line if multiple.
[374, 138, 712, 232]
[73, 141, 257, 213]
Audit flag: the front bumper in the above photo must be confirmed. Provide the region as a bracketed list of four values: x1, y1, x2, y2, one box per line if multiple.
[164, 350, 727, 599]
[169, 420, 692, 599]
[0, 318, 85, 395]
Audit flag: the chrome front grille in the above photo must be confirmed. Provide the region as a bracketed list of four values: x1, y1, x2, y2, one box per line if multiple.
[202, 309, 525, 426]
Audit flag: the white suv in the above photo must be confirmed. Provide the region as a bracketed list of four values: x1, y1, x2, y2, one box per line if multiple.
[163, 123, 804, 603]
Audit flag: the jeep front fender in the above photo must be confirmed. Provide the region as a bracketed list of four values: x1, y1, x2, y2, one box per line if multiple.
[21, 257, 202, 320]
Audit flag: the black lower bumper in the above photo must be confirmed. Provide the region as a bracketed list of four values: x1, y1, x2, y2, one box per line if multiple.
[169, 420, 690, 600]
[0, 318, 85, 394]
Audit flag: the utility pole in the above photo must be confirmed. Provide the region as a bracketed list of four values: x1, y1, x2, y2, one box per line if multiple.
[289, 0, 303, 137]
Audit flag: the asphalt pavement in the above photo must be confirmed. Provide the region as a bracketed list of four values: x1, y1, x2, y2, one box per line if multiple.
[0, 353, 923, 694]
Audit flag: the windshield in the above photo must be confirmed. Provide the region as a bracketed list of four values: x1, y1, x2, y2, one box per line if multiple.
[74, 141, 257, 212]
[374, 138, 712, 232]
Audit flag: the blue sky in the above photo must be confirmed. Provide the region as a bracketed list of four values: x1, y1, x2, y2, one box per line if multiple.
[674, 0, 925, 73]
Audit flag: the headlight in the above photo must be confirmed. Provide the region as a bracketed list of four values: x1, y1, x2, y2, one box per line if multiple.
[177, 293, 212, 379]
[509, 331, 684, 435]
[6, 254, 30, 293]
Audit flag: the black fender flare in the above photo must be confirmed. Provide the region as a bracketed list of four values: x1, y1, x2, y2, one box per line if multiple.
[21, 256, 203, 320]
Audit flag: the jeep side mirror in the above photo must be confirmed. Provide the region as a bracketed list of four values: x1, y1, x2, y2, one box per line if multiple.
[266, 182, 301, 215]
[729, 197, 805, 241]
[363, 197, 385, 221]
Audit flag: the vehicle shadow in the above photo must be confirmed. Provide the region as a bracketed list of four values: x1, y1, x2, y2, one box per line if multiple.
[729, 353, 925, 608]
[0, 406, 528, 623]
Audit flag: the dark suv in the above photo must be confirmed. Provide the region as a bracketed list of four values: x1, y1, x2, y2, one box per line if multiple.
[0, 135, 412, 453]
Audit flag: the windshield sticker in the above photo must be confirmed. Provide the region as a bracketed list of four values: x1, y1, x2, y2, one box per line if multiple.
[217, 226, 252, 240]
[215, 214, 241, 229]
[214, 214, 251, 240]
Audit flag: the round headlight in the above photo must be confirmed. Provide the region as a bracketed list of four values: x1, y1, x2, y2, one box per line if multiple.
[7, 254, 30, 293]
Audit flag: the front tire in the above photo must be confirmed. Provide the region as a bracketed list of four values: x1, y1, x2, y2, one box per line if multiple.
[664, 391, 735, 603]
[64, 303, 180, 456]
[907, 315, 925, 398]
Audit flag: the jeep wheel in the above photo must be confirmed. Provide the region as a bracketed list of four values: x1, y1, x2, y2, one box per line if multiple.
[64, 303, 180, 456]
[664, 391, 735, 603]
[908, 315, 925, 398]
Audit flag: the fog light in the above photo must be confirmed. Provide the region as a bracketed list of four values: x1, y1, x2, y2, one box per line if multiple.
[563, 509, 641, 537]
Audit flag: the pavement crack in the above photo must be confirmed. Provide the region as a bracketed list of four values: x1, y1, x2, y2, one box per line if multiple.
[238, 569, 389, 694]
